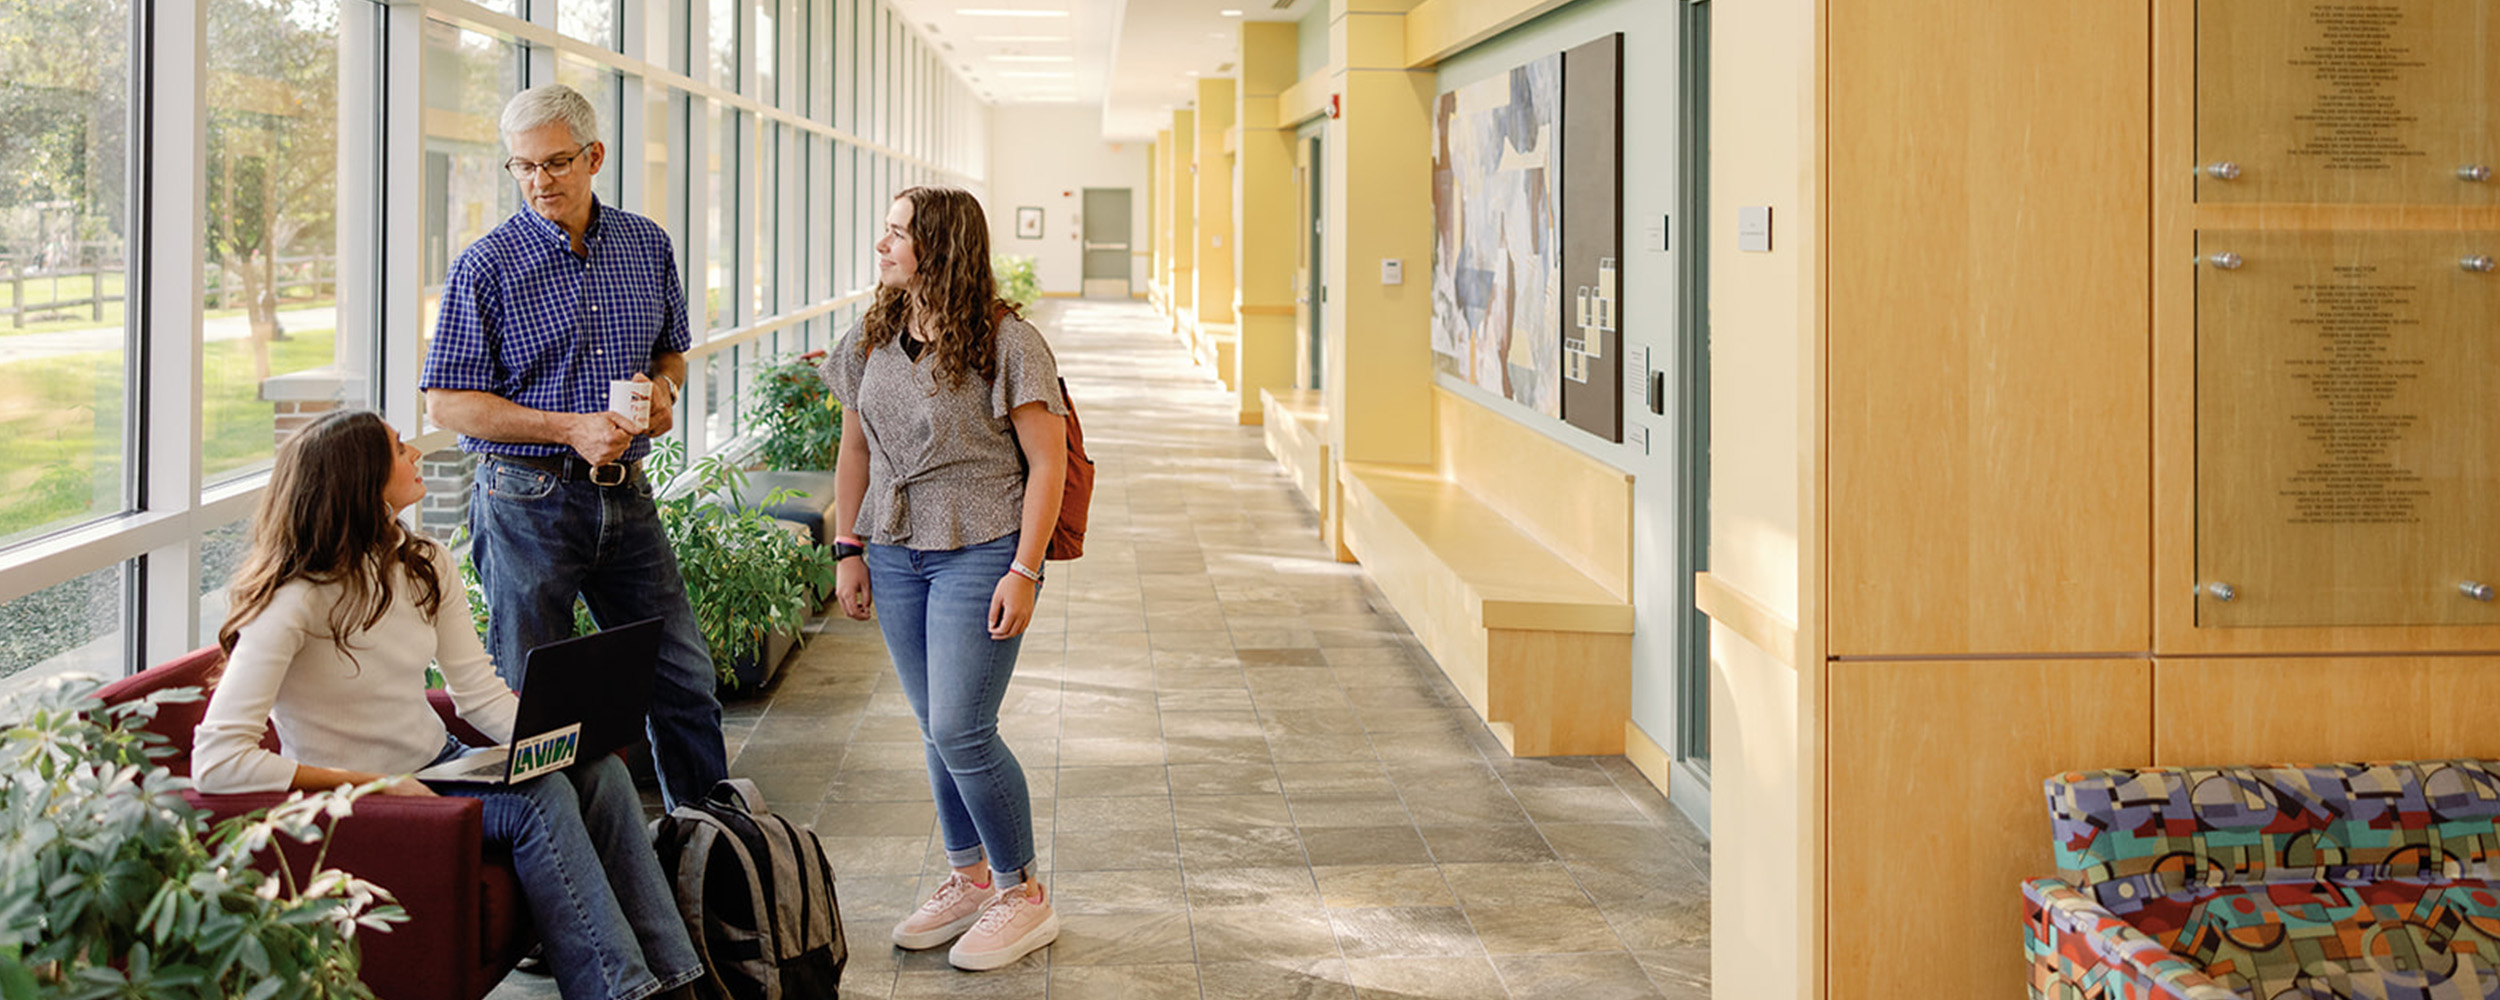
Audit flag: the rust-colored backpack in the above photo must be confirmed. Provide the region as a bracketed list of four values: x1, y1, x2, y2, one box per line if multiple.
[1042, 376, 1094, 560]
[997, 303, 1093, 560]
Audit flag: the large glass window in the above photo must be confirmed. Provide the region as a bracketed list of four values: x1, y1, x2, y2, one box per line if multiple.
[203, 0, 370, 484]
[706, 102, 731, 330]
[555, 55, 622, 210]
[420, 21, 520, 337]
[557, 0, 618, 49]
[753, 121, 775, 319]
[0, 0, 131, 546]
[0, 562, 127, 701]
[707, 0, 737, 89]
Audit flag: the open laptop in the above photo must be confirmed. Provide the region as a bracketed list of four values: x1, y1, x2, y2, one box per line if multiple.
[415, 616, 662, 784]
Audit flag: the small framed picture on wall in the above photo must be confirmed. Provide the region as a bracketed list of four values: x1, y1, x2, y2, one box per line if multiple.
[1015, 206, 1043, 239]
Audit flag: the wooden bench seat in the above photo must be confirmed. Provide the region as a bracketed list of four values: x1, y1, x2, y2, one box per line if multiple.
[1261, 387, 1332, 531]
[1335, 388, 1635, 757]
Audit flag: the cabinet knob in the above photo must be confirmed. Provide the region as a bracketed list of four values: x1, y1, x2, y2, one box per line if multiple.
[2206, 252, 2244, 270]
[2463, 255, 2497, 274]
[2464, 581, 2496, 602]
[2203, 582, 2237, 602]
[2462, 165, 2494, 183]
[2204, 161, 2242, 180]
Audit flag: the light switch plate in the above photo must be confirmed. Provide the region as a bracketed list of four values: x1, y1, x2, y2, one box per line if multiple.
[1380, 258, 1403, 285]
[1645, 216, 1669, 253]
[1738, 206, 1773, 252]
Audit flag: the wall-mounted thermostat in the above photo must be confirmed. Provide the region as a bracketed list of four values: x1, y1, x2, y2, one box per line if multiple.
[1380, 259, 1403, 285]
[1738, 206, 1773, 253]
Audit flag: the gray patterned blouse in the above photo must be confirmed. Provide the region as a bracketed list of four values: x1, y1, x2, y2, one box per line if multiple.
[818, 314, 1066, 550]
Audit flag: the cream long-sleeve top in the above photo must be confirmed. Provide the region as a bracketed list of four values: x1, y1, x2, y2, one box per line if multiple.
[193, 546, 521, 794]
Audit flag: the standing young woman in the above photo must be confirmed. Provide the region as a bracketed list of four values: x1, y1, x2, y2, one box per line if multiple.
[820, 186, 1069, 971]
[193, 409, 701, 1000]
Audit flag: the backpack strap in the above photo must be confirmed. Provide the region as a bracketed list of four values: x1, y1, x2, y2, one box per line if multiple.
[708, 777, 772, 817]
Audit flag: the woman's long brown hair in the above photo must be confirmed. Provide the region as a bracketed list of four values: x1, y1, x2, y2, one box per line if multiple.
[859, 186, 1021, 390]
[217, 409, 443, 665]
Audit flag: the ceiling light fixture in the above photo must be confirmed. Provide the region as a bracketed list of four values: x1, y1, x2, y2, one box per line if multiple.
[956, 8, 1069, 16]
[1220, 8, 1243, 15]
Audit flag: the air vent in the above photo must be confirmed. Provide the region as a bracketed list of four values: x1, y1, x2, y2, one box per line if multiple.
[1269, 0, 1292, 8]
[1217, 62, 1235, 72]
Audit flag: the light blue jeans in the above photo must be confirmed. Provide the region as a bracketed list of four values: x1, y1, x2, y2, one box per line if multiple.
[469, 454, 728, 812]
[429, 748, 701, 1000]
[865, 533, 1036, 880]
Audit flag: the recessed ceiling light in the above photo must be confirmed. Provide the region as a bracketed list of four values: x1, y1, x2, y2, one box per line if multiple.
[957, 8, 1069, 16]
[992, 54, 1074, 62]
[1182, 70, 1200, 76]
[1220, 8, 1243, 15]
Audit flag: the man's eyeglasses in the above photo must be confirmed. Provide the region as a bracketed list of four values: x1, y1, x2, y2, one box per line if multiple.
[504, 142, 594, 181]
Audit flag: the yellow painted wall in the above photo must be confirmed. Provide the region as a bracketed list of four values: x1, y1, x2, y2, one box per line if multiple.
[1324, 1, 1436, 486]
[1151, 134, 1170, 309]
[1193, 78, 1237, 337]
[1706, 0, 1819, 995]
[1169, 109, 1197, 333]
[1237, 22, 1302, 424]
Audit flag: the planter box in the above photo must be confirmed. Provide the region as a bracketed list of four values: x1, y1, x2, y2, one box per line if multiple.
[718, 623, 802, 695]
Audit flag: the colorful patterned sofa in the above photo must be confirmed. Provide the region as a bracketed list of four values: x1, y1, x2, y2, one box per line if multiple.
[2024, 760, 2500, 1000]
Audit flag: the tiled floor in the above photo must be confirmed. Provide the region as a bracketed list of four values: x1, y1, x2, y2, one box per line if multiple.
[487, 299, 1709, 999]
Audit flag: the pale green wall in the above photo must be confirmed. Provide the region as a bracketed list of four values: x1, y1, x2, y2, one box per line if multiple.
[1430, 0, 1686, 780]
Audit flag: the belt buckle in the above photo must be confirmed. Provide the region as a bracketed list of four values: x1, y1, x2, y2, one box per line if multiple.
[589, 462, 628, 487]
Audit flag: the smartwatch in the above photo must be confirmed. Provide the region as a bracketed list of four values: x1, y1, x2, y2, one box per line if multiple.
[832, 541, 865, 562]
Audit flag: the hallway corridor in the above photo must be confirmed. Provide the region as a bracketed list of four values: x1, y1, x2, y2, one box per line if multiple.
[497, 299, 1710, 1000]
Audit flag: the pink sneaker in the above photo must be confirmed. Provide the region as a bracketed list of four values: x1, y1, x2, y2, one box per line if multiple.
[892, 872, 996, 949]
[947, 881, 1059, 971]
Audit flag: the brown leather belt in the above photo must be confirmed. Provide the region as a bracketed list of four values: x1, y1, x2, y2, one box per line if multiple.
[489, 452, 640, 487]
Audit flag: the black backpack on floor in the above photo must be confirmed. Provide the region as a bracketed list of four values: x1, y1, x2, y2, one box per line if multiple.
[652, 778, 846, 999]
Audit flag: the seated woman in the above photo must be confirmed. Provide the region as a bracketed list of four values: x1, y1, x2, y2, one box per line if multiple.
[193, 409, 702, 1000]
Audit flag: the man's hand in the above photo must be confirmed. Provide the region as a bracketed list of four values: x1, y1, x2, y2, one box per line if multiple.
[639, 372, 677, 437]
[564, 410, 638, 466]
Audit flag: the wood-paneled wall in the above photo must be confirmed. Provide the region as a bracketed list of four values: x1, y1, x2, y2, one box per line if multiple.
[1824, 0, 2151, 657]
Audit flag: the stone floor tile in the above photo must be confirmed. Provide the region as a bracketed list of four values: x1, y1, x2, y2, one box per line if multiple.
[1343, 956, 1508, 1000]
[1495, 952, 1666, 1000]
[1312, 865, 1457, 909]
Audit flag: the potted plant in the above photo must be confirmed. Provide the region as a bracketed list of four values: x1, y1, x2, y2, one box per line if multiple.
[993, 254, 1040, 311]
[746, 351, 839, 472]
[646, 439, 840, 693]
[0, 679, 404, 998]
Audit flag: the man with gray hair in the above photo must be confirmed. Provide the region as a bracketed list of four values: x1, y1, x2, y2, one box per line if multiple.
[421, 83, 727, 815]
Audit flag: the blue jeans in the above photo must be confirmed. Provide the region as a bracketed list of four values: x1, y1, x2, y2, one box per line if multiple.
[432, 751, 702, 1000]
[470, 455, 728, 811]
[866, 533, 1036, 879]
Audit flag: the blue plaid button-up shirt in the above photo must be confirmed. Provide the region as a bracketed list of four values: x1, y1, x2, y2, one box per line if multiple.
[420, 199, 688, 463]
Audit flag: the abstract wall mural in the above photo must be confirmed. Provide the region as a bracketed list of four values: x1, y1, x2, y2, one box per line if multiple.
[1431, 35, 1626, 442]
[1431, 54, 1563, 416]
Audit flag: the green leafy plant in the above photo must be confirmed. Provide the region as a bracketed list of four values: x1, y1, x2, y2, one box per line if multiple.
[992, 253, 1040, 311]
[646, 439, 840, 688]
[745, 352, 840, 472]
[0, 678, 405, 999]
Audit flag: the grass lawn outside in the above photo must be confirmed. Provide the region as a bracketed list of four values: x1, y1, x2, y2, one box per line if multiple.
[0, 269, 337, 337]
[0, 329, 341, 543]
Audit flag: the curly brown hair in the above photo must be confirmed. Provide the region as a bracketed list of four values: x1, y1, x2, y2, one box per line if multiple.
[859, 186, 1022, 390]
[217, 410, 444, 667]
